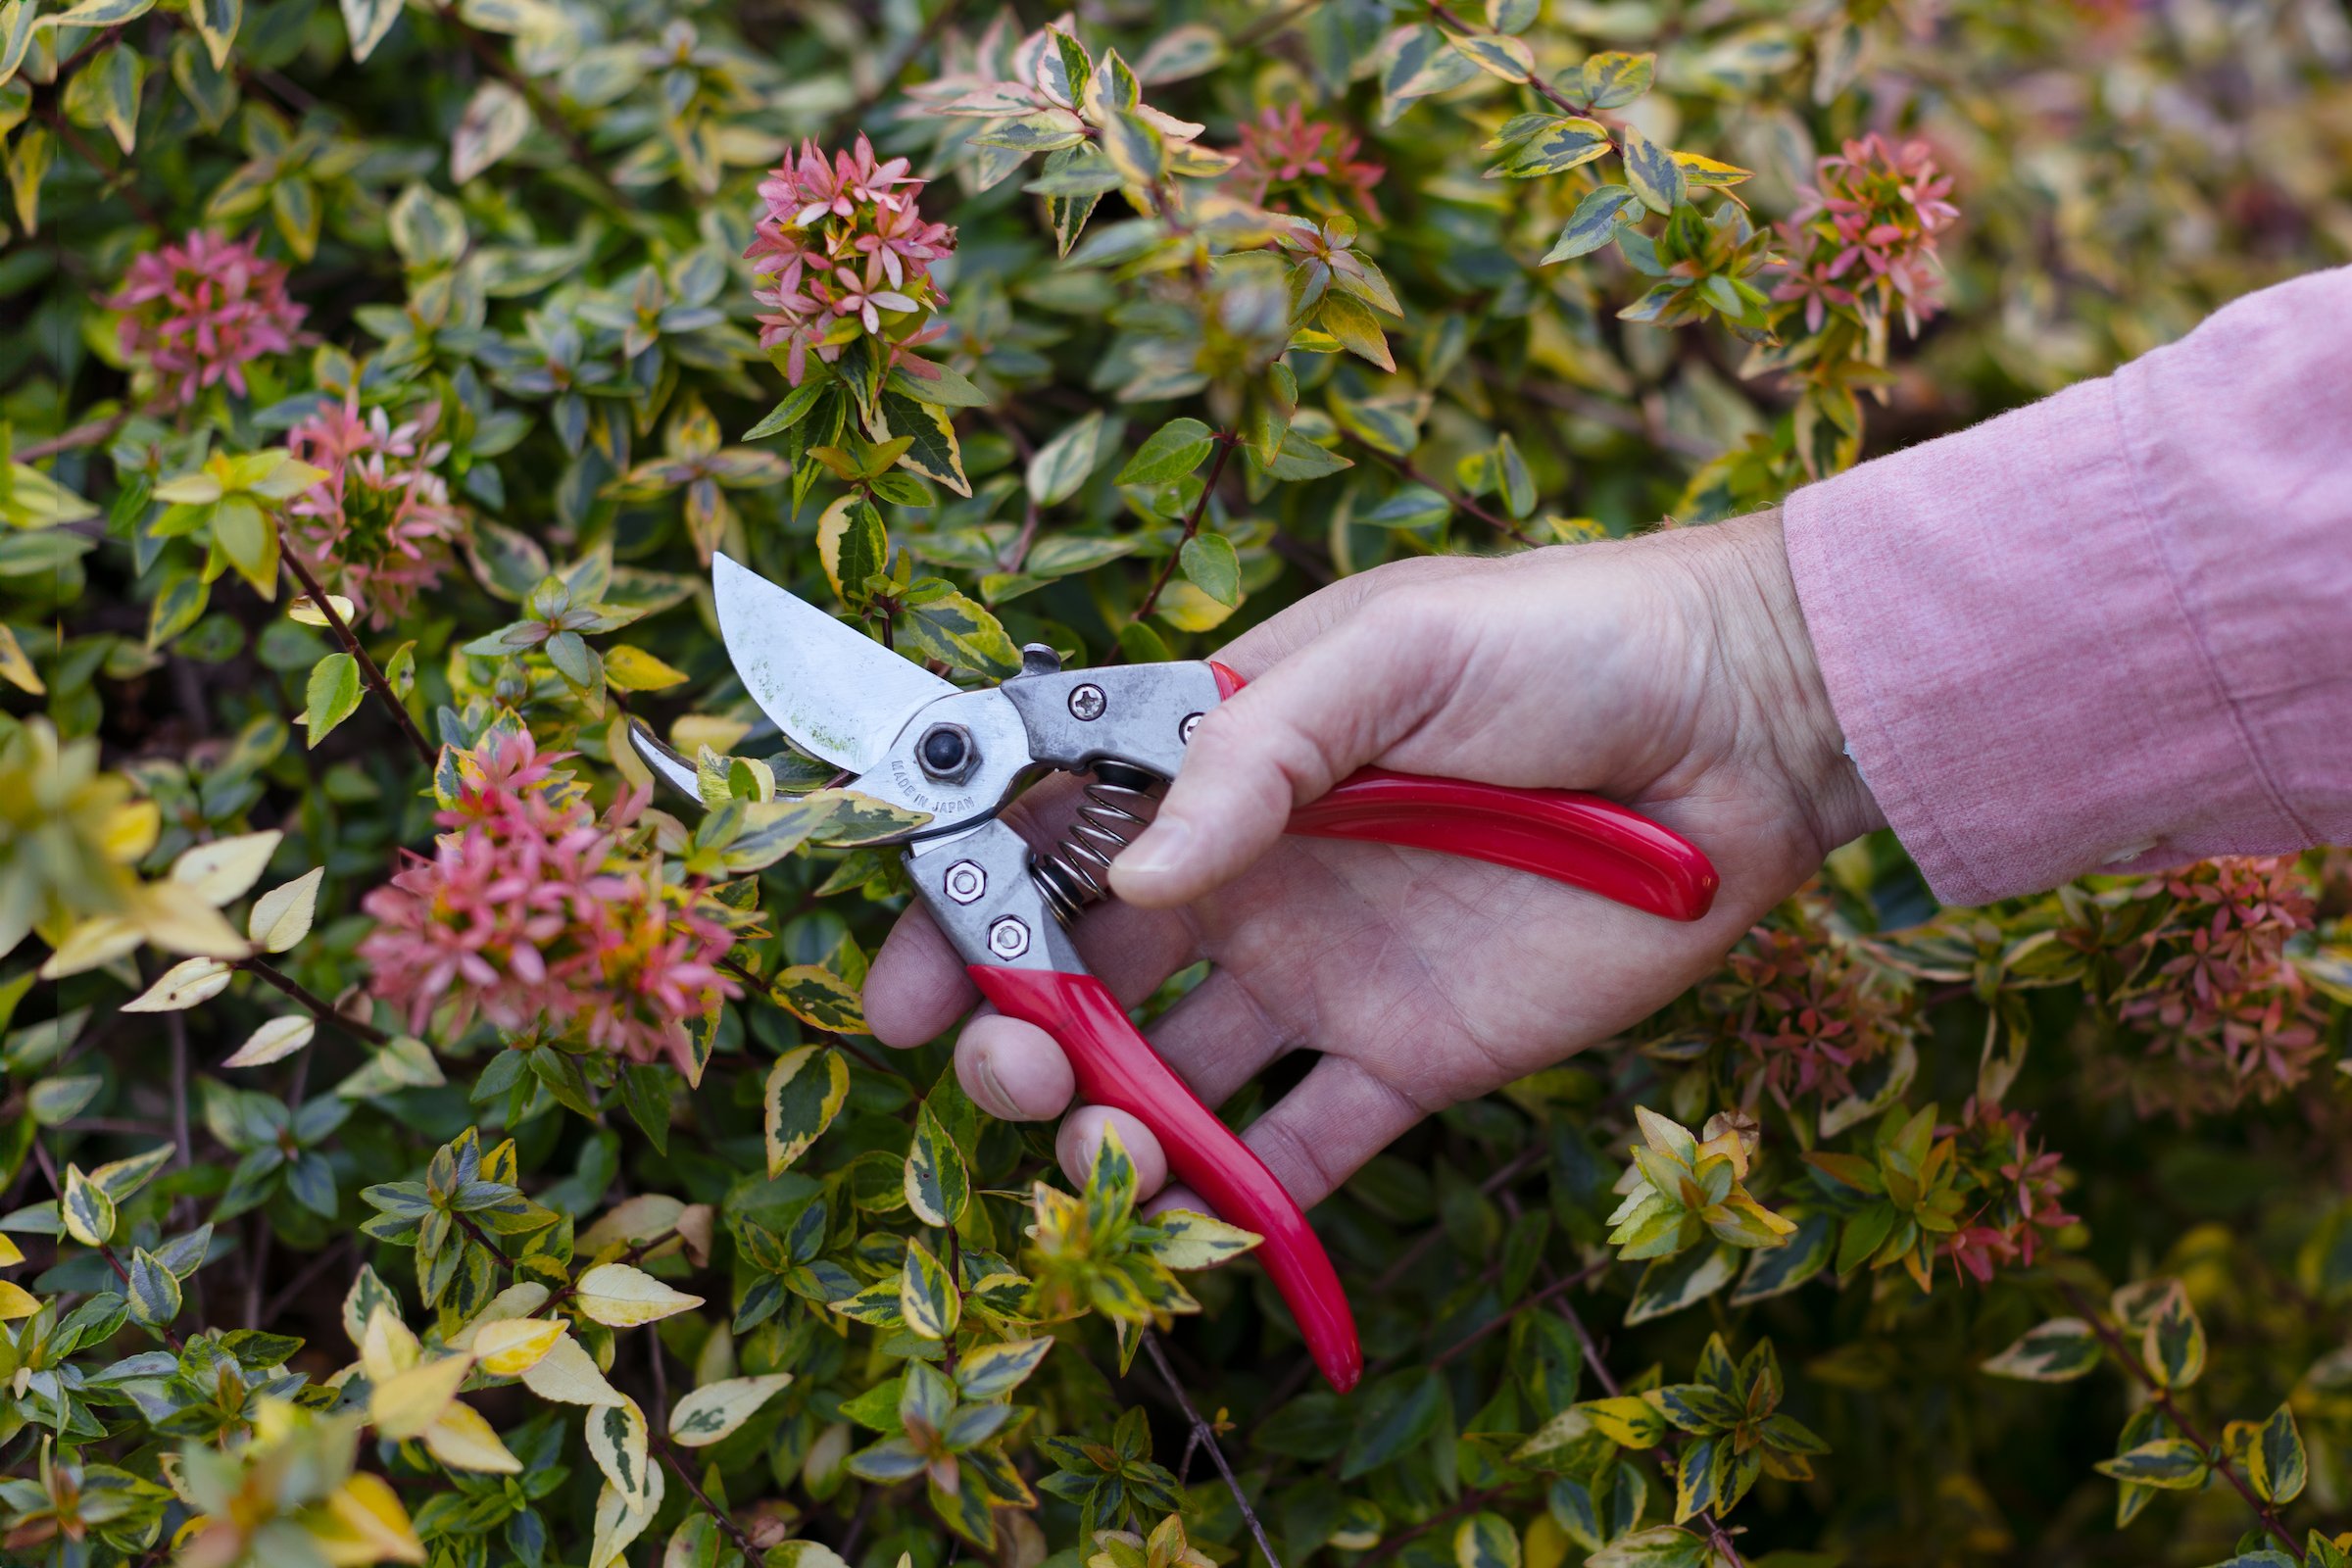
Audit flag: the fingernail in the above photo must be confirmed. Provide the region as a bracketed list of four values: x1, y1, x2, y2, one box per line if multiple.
[972, 1051, 1016, 1119]
[1116, 815, 1192, 877]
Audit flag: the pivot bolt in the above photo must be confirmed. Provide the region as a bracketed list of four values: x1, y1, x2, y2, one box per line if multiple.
[917, 722, 975, 782]
[1179, 712, 1203, 744]
[987, 916, 1031, 959]
[943, 860, 987, 905]
[1068, 683, 1107, 721]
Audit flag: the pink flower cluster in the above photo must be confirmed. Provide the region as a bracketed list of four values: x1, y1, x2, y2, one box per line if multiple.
[1226, 105, 1387, 222]
[105, 229, 307, 409]
[285, 393, 466, 627]
[360, 731, 739, 1075]
[1711, 918, 1910, 1112]
[1768, 133, 1960, 338]
[2116, 856, 2328, 1103]
[746, 135, 956, 386]
[1941, 1102, 2079, 1285]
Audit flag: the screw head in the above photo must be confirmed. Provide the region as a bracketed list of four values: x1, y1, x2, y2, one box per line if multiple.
[1179, 712, 1203, 744]
[918, 723, 973, 781]
[943, 860, 987, 905]
[987, 916, 1031, 959]
[1067, 683, 1107, 722]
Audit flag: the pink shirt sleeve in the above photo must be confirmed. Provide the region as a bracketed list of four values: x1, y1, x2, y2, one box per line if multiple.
[1782, 265, 2352, 906]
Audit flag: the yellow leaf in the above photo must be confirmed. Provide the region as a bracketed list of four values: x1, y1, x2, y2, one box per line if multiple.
[363, 1303, 422, 1383]
[0, 623, 44, 695]
[603, 645, 690, 692]
[670, 713, 750, 757]
[577, 1195, 685, 1256]
[171, 829, 285, 905]
[221, 1014, 316, 1068]
[37, 915, 146, 979]
[0, 1280, 40, 1319]
[248, 866, 325, 953]
[0, 1234, 21, 1267]
[518, 1331, 627, 1405]
[422, 1399, 522, 1473]
[133, 882, 250, 958]
[447, 1282, 552, 1350]
[310, 1473, 427, 1566]
[370, 1353, 473, 1440]
[120, 956, 236, 1013]
[472, 1317, 564, 1377]
[103, 799, 160, 862]
[669, 1373, 793, 1446]
[573, 1262, 704, 1328]
[287, 594, 358, 627]
[588, 1470, 664, 1568]
[586, 1397, 655, 1512]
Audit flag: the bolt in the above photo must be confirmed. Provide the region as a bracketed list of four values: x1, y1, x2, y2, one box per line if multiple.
[1067, 683, 1107, 722]
[987, 916, 1031, 959]
[1179, 712, 1203, 744]
[917, 723, 974, 781]
[943, 860, 987, 905]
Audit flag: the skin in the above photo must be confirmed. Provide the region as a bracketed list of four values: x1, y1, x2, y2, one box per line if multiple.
[863, 509, 1886, 1212]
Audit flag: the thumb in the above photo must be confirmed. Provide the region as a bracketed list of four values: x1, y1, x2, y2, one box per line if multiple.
[1107, 597, 1458, 906]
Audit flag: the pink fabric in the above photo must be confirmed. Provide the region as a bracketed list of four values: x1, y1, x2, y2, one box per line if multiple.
[1783, 266, 2352, 906]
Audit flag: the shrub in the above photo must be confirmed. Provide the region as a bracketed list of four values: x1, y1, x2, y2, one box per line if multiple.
[0, 1, 2349, 1567]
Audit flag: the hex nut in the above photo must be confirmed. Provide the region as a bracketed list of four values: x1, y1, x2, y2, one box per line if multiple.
[943, 860, 987, 905]
[986, 916, 1031, 959]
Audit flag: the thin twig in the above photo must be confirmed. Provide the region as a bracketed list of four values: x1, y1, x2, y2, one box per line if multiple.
[2059, 1282, 2303, 1560]
[259, 1234, 357, 1328]
[35, 108, 164, 228]
[1368, 1143, 1547, 1294]
[237, 956, 392, 1047]
[16, 413, 131, 463]
[660, 1443, 759, 1559]
[1428, 1260, 1607, 1369]
[277, 538, 440, 769]
[1233, 0, 1328, 48]
[1132, 432, 1238, 625]
[244, 1214, 272, 1330]
[1142, 1330, 1284, 1568]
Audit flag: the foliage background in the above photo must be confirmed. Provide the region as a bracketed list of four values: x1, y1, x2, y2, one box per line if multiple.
[1, 0, 2350, 1566]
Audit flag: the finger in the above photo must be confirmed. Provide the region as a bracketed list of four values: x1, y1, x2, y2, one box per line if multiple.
[1132, 964, 1291, 1111]
[1109, 589, 1467, 908]
[1057, 1105, 1169, 1200]
[1141, 1181, 1206, 1220]
[864, 903, 978, 1049]
[955, 1011, 1076, 1121]
[1235, 1052, 1426, 1210]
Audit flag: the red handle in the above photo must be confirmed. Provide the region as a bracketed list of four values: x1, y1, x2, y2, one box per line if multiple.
[968, 965, 1364, 1394]
[1209, 662, 1719, 922]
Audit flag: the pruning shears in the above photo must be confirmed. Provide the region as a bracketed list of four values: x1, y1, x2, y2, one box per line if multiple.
[631, 555, 1720, 1393]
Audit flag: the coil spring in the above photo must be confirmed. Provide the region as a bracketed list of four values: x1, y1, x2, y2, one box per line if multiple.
[1030, 763, 1165, 928]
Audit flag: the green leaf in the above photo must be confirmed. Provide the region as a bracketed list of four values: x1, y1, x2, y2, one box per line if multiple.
[2252, 1403, 2307, 1503]
[899, 1236, 959, 1339]
[1495, 434, 1536, 517]
[1543, 184, 1645, 264]
[816, 494, 888, 607]
[1178, 533, 1240, 608]
[62, 1164, 116, 1247]
[1027, 413, 1104, 506]
[1981, 1317, 2103, 1382]
[955, 1338, 1054, 1400]
[903, 1102, 970, 1228]
[743, 380, 828, 441]
[1454, 1513, 1520, 1568]
[1491, 116, 1612, 178]
[1625, 1243, 1738, 1325]
[1341, 1367, 1449, 1479]
[1118, 418, 1215, 484]
[900, 582, 1020, 677]
[1449, 31, 1533, 82]
[2141, 1281, 2206, 1389]
[29, 1074, 103, 1126]
[1585, 1527, 1710, 1568]
[339, 0, 402, 61]
[764, 1047, 851, 1177]
[1261, 428, 1353, 482]
[304, 653, 364, 748]
[881, 391, 970, 498]
[2092, 1438, 2209, 1490]
[125, 1247, 181, 1328]
[1580, 50, 1655, 109]
[1619, 124, 1688, 215]
[91, 1145, 174, 1202]
[1317, 292, 1395, 372]
[1577, 1395, 1669, 1449]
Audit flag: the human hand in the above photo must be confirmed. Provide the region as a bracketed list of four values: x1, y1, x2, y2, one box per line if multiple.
[862, 510, 1883, 1212]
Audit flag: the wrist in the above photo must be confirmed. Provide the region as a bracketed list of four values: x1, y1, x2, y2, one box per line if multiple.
[1695, 509, 1887, 856]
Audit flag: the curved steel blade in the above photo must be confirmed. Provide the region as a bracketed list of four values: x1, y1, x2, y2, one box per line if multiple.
[712, 553, 955, 774]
